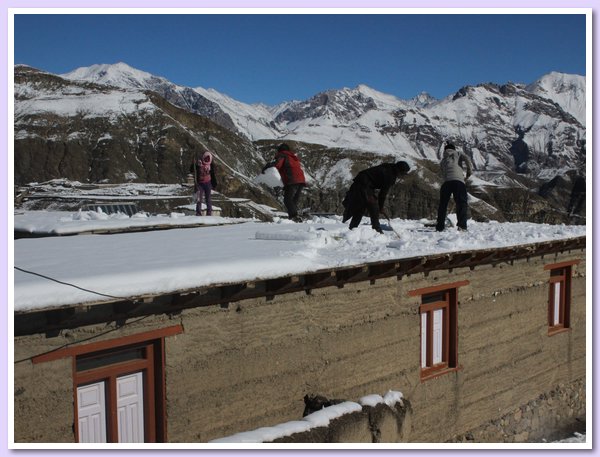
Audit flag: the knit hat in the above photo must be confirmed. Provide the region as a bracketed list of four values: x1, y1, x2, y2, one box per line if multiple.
[394, 161, 410, 174]
[444, 142, 456, 151]
[277, 143, 291, 152]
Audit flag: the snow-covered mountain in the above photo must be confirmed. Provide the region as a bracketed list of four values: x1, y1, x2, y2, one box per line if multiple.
[526, 71, 586, 126]
[193, 86, 283, 140]
[61, 62, 585, 183]
[268, 78, 585, 178]
[62, 62, 238, 132]
[16, 62, 586, 225]
[14, 64, 279, 211]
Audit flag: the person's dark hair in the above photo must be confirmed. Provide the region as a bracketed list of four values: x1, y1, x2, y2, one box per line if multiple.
[395, 161, 410, 174]
[277, 143, 291, 152]
[444, 142, 456, 151]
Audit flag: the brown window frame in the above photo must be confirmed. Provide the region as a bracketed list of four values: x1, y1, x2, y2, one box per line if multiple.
[409, 280, 468, 381]
[32, 324, 183, 443]
[545, 260, 579, 336]
[74, 340, 157, 443]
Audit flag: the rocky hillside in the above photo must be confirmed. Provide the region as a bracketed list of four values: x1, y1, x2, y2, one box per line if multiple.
[14, 65, 278, 210]
[14, 64, 586, 224]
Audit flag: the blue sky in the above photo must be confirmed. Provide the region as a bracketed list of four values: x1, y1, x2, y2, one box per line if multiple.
[14, 13, 586, 105]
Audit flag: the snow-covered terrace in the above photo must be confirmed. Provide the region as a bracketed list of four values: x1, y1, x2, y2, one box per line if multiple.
[13, 210, 586, 336]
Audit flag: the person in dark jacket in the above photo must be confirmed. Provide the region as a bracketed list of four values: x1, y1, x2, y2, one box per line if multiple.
[189, 150, 218, 216]
[262, 143, 306, 222]
[342, 161, 411, 234]
[436, 142, 472, 232]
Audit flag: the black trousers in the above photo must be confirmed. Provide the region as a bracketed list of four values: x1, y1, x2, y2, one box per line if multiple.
[436, 180, 468, 231]
[343, 182, 381, 231]
[283, 183, 304, 219]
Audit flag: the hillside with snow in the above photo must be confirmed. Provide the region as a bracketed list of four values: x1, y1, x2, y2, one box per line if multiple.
[15, 66, 156, 123]
[61, 62, 586, 181]
[62, 62, 238, 132]
[15, 63, 587, 228]
[526, 71, 586, 126]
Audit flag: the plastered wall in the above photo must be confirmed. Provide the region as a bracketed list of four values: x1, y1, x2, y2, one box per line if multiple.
[13, 249, 585, 443]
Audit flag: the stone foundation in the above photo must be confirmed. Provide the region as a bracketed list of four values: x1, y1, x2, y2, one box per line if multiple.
[450, 379, 586, 443]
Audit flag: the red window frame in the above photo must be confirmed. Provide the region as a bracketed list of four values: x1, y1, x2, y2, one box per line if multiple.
[74, 341, 157, 443]
[32, 324, 183, 443]
[545, 260, 579, 336]
[409, 280, 468, 381]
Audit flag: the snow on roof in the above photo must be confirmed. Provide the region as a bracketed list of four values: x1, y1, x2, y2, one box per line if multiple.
[13, 213, 585, 312]
[14, 210, 236, 236]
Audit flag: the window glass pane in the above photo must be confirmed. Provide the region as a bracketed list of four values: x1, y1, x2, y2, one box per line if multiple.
[553, 282, 562, 325]
[76, 347, 146, 372]
[432, 309, 444, 365]
[550, 268, 565, 277]
[422, 292, 446, 304]
[421, 313, 427, 368]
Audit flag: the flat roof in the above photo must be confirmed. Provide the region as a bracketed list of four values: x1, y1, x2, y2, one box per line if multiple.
[14, 233, 585, 336]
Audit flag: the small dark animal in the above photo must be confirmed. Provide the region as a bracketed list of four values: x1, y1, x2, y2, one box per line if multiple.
[302, 394, 345, 417]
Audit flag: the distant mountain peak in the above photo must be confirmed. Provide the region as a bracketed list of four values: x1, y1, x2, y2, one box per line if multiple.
[61, 62, 168, 90]
[409, 91, 437, 108]
[525, 72, 586, 126]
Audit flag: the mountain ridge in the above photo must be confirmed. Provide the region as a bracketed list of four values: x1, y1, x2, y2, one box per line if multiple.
[15, 62, 586, 225]
[60, 63, 585, 175]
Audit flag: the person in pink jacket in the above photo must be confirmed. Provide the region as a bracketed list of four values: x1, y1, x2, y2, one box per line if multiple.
[190, 151, 218, 216]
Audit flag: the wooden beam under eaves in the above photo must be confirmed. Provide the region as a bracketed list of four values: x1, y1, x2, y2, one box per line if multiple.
[335, 266, 368, 287]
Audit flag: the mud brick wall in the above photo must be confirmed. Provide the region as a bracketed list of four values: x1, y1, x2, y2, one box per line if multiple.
[13, 249, 585, 443]
[401, 252, 585, 442]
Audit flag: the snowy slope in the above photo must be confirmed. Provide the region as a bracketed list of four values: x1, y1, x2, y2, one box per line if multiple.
[61, 62, 168, 90]
[62, 62, 237, 131]
[193, 86, 281, 140]
[15, 67, 155, 123]
[526, 72, 586, 126]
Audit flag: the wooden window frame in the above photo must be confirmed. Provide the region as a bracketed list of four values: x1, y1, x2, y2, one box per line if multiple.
[410, 280, 468, 381]
[32, 324, 183, 443]
[545, 260, 579, 336]
[74, 341, 157, 443]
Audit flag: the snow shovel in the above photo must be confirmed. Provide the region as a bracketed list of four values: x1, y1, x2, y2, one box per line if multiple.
[381, 211, 402, 239]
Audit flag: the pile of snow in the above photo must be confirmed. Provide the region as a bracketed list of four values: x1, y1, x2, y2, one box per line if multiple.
[553, 432, 586, 443]
[13, 212, 585, 312]
[14, 209, 244, 236]
[359, 390, 404, 408]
